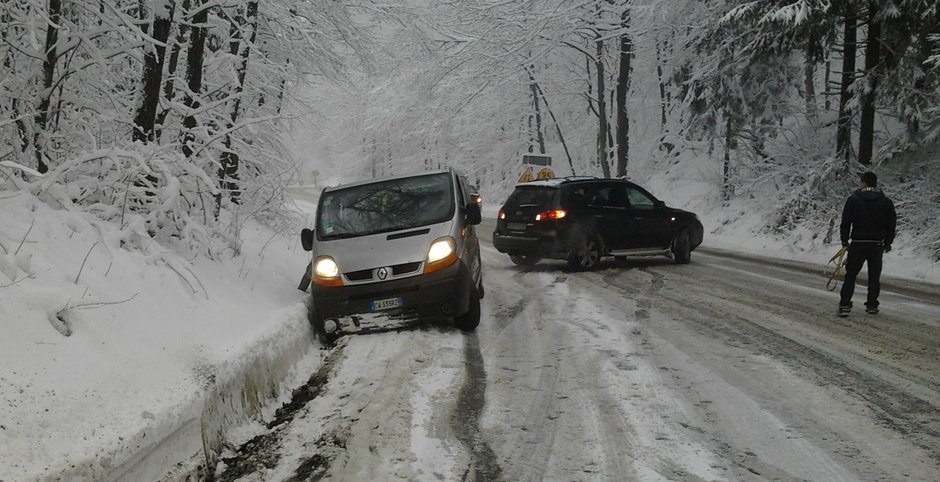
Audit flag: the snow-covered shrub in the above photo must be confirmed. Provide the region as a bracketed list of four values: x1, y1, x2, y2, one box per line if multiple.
[3, 143, 293, 259]
[886, 152, 940, 261]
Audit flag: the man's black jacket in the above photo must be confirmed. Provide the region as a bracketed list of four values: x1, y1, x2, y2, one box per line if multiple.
[840, 188, 897, 246]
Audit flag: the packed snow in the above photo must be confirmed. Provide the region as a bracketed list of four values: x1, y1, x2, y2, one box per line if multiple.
[0, 179, 936, 480]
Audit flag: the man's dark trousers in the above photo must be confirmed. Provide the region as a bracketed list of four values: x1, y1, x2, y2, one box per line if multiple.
[839, 242, 883, 308]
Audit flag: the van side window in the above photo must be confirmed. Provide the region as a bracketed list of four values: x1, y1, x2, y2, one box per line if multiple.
[456, 175, 469, 205]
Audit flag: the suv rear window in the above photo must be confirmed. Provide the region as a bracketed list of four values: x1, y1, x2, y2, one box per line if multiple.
[503, 187, 557, 211]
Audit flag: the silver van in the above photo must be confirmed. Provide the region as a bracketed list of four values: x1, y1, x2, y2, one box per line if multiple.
[300, 169, 484, 343]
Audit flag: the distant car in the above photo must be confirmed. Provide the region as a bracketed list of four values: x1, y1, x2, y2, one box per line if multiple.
[300, 169, 484, 343]
[492, 177, 703, 270]
[469, 191, 482, 206]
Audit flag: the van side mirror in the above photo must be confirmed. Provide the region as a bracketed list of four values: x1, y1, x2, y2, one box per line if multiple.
[466, 202, 482, 225]
[654, 199, 665, 209]
[301, 228, 314, 251]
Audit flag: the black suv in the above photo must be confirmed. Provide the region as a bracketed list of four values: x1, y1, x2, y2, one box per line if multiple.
[493, 177, 703, 270]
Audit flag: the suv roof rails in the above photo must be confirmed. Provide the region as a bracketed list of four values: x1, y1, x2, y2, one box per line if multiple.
[517, 175, 598, 186]
[561, 175, 597, 181]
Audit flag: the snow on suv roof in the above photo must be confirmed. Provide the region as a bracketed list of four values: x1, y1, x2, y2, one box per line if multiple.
[515, 176, 599, 188]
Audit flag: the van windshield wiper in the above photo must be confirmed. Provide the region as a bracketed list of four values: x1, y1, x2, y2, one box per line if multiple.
[320, 232, 360, 240]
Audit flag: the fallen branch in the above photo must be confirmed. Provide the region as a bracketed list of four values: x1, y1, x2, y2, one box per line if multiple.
[74, 293, 139, 309]
[75, 241, 100, 284]
[0, 275, 30, 289]
[0, 160, 44, 178]
[15, 219, 34, 255]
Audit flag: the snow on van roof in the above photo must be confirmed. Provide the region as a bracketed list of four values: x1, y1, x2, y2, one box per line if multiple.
[322, 169, 453, 192]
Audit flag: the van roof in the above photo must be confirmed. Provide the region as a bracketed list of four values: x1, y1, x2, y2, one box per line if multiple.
[322, 169, 456, 193]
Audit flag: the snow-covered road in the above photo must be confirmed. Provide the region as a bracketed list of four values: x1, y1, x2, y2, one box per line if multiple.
[212, 232, 939, 481]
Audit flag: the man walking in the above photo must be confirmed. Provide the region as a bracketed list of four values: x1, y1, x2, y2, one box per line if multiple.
[838, 171, 897, 316]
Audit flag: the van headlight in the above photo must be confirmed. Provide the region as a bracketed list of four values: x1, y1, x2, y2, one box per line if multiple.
[424, 237, 457, 273]
[313, 257, 343, 286]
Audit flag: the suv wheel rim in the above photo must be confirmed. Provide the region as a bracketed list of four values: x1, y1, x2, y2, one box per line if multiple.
[578, 239, 599, 267]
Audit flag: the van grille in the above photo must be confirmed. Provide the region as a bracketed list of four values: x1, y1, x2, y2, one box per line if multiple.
[345, 269, 373, 281]
[393, 262, 422, 275]
[344, 261, 423, 282]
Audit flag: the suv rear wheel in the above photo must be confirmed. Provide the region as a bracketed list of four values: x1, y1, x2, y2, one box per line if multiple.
[567, 233, 601, 271]
[509, 254, 541, 266]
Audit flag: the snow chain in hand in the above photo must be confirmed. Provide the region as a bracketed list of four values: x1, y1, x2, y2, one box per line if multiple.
[825, 246, 848, 291]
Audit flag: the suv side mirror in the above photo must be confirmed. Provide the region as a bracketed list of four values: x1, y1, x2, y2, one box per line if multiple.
[654, 199, 665, 209]
[301, 228, 314, 251]
[465, 202, 482, 225]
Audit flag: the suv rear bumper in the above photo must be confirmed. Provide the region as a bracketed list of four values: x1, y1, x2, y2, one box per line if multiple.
[493, 230, 567, 258]
[311, 260, 474, 322]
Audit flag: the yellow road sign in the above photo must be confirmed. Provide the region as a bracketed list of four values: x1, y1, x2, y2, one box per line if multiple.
[518, 166, 535, 182]
[537, 168, 555, 179]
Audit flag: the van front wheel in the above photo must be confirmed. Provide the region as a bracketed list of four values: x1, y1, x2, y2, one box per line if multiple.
[455, 291, 481, 331]
[309, 304, 339, 344]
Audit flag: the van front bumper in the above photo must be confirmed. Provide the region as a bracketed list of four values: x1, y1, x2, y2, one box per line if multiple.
[310, 260, 473, 327]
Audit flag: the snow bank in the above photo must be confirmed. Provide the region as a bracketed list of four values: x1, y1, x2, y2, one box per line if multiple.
[0, 190, 320, 480]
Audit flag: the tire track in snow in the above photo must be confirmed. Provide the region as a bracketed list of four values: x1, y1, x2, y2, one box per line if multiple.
[451, 332, 503, 481]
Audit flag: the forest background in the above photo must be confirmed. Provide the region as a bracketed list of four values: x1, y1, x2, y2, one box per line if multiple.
[1, 0, 938, 265]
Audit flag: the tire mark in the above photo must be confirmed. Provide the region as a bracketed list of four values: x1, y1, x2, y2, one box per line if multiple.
[650, 272, 940, 462]
[452, 332, 503, 481]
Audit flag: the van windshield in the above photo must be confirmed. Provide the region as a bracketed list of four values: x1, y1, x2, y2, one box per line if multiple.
[317, 173, 454, 240]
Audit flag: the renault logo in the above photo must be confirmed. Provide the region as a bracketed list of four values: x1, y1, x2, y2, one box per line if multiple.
[376, 267, 389, 280]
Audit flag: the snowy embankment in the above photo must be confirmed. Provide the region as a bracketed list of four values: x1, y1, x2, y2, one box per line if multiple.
[0, 191, 325, 480]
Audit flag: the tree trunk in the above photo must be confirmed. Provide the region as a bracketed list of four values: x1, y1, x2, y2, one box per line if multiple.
[614, 7, 632, 178]
[34, 0, 62, 173]
[656, 39, 667, 132]
[132, 0, 175, 143]
[595, 38, 610, 178]
[138, 0, 148, 34]
[858, 2, 881, 165]
[526, 67, 576, 175]
[3, 9, 30, 155]
[836, 11, 857, 163]
[529, 70, 545, 154]
[218, 0, 258, 208]
[182, 0, 207, 157]
[156, 0, 190, 140]
[723, 115, 733, 201]
[804, 54, 817, 121]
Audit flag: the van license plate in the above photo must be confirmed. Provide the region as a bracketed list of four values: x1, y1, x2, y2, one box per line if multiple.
[508, 222, 526, 231]
[371, 297, 402, 311]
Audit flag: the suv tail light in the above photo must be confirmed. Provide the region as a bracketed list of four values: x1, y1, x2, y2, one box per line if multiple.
[535, 210, 566, 221]
[498, 210, 506, 220]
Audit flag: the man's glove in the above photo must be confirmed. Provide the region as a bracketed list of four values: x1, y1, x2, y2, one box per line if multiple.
[884, 244, 892, 253]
